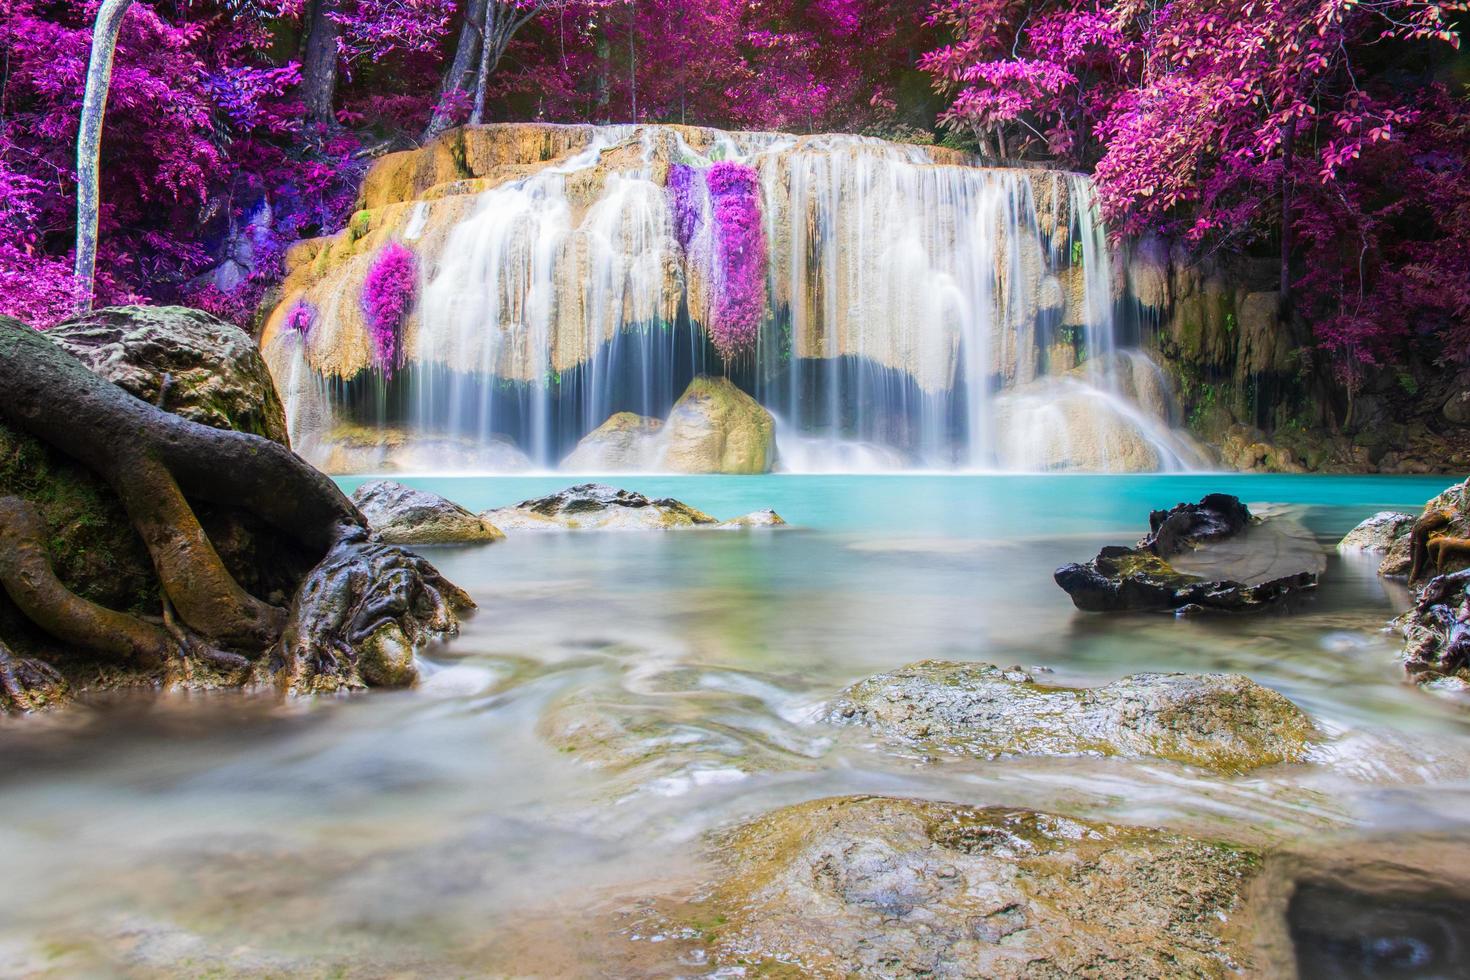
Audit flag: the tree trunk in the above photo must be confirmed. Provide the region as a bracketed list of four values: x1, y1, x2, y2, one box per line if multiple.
[1279, 116, 1297, 324]
[0, 318, 472, 705]
[301, 0, 340, 128]
[73, 0, 134, 314]
[424, 0, 486, 140]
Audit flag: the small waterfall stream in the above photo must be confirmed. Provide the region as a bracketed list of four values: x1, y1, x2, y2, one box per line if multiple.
[264, 123, 1204, 473]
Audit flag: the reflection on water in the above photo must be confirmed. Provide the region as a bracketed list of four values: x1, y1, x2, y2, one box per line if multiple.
[1290, 882, 1470, 979]
[3, 474, 1469, 976]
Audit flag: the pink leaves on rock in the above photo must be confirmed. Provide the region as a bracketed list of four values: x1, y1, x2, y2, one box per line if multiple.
[361, 243, 416, 374]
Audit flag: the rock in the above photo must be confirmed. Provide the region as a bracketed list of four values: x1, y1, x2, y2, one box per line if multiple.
[716, 509, 787, 529]
[826, 660, 1313, 773]
[350, 480, 504, 544]
[1055, 494, 1323, 613]
[659, 376, 776, 474]
[481, 483, 718, 531]
[1338, 511, 1414, 554]
[1444, 389, 1470, 425]
[560, 413, 663, 472]
[312, 425, 533, 475]
[685, 795, 1261, 978]
[48, 305, 289, 445]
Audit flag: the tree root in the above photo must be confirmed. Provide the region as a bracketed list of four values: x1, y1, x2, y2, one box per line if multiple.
[278, 536, 475, 693]
[1425, 536, 1470, 577]
[0, 316, 472, 708]
[0, 496, 173, 667]
[1409, 510, 1454, 582]
[0, 639, 67, 713]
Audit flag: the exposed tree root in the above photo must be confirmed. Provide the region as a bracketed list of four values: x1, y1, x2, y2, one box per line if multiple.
[0, 639, 68, 713]
[0, 317, 473, 707]
[1426, 536, 1470, 577]
[1409, 510, 1454, 582]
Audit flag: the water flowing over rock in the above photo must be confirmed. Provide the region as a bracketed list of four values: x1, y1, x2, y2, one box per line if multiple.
[351, 480, 504, 544]
[559, 413, 663, 472]
[260, 123, 1198, 473]
[679, 795, 1261, 978]
[826, 660, 1313, 773]
[1055, 494, 1324, 613]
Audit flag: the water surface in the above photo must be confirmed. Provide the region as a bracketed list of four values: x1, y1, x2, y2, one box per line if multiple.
[3, 474, 1468, 976]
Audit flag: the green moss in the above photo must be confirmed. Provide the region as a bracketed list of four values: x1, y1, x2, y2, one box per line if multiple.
[0, 423, 157, 615]
[348, 209, 374, 241]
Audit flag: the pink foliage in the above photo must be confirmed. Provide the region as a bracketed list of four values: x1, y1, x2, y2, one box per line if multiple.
[361, 243, 417, 373]
[705, 162, 767, 361]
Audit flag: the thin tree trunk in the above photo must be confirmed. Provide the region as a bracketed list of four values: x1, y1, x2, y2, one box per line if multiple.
[470, 2, 510, 125]
[301, 0, 340, 128]
[628, 0, 637, 122]
[73, 0, 133, 314]
[425, 0, 486, 139]
[1278, 116, 1297, 324]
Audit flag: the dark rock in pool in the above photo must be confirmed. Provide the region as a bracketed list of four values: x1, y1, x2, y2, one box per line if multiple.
[672, 795, 1263, 978]
[1055, 494, 1323, 613]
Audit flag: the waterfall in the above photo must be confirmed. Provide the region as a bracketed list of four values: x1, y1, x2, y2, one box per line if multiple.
[262, 123, 1204, 474]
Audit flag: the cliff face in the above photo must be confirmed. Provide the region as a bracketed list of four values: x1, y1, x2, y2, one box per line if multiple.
[1128, 236, 1470, 474]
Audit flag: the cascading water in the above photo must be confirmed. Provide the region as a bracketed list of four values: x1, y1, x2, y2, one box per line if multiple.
[261, 122, 1204, 473]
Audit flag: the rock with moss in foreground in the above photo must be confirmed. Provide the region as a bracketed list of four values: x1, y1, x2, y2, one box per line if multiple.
[481, 483, 785, 531]
[679, 795, 1261, 978]
[1055, 493, 1323, 613]
[826, 660, 1313, 773]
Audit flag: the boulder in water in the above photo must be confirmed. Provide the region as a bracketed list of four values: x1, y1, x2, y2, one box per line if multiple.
[680, 795, 1261, 977]
[1055, 494, 1323, 613]
[481, 483, 718, 531]
[660, 376, 776, 474]
[826, 660, 1312, 773]
[351, 480, 504, 544]
[560, 413, 663, 472]
[1338, 511, 1414, 555]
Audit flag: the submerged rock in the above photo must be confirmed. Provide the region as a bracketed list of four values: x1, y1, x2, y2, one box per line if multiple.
[1055, 494, 1322, 613]
[716, 509, 787, 529]
[351, 480, 504, 544]
[661, 376, 776, 474]
[560, 412, 663, 472]
[826, 660, 1313, 773]
[481, 483, 718, 531]
[1337, 511, 1414, 555]
[687, 795, 1261, 978]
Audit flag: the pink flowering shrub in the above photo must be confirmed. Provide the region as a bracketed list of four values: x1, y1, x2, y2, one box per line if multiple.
[361, 243, 416, 373]
[285, 299, 317, 337]
[705, 162, 767, 361]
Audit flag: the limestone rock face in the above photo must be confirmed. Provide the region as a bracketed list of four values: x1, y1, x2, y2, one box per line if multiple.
[689, 795, 1261, 978]
[560, 413, 663, 472]
[717, 509, 786, 529]
[826, 660, 1313, 773]
[49, 305, 289, 445]
[1338, 512, 1414, 555]
[481, 483, 717, 531]
[659, 377, 776, 474]
[351, 480, 504, 544]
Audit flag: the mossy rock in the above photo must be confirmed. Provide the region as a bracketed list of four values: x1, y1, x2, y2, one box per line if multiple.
[826, 660, 1314, 773]
[680, 795, 1262, 978]
[660, 376, 776, 474]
